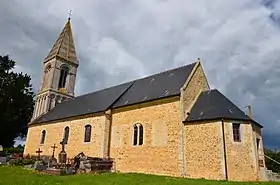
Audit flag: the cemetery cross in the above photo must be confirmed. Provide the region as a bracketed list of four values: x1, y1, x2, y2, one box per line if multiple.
[51, 144, 58, 158]
[36, 148, 43, 160]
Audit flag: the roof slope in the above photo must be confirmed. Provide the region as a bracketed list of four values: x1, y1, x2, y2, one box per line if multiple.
[184, 89, 262, 127]
[31, 62, 197, 124]
[113, 63, 196, 108]
[33, 82, 134, 124]
[44, 19, 77, 64]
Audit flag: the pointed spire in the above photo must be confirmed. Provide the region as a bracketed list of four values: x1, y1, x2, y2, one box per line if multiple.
[44, 18, 77, 65]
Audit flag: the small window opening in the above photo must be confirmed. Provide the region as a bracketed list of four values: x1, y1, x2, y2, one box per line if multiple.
[232, 123, 241, 142]
[133, 123, 144, 146]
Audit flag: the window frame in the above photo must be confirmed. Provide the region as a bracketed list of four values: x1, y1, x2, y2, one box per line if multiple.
[63, 126, 70, 143]
[40, 130, 46, 145]
[132, 123, 144, 146]
[58, 66, 69, 88]
[84, 124, 92, 143]
[232, 123, 241, 142]
[256, 138, 260, 150]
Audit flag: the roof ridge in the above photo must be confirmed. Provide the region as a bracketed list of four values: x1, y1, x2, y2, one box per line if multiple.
[31, 61, 197, 124]
[135, 62, 197, 81]
[74, 62, 197, 99]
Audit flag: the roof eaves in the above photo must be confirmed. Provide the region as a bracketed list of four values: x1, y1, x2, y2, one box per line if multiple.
[113, 94, 180, 109]
[183, 116, 263, 128]
[30, 110, 105, 126]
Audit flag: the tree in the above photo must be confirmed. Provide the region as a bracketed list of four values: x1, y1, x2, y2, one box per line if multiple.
[0, 55, 35, 147]
[264, 148, 280, 173]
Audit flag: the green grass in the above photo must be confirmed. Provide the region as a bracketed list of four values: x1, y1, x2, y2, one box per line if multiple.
[0, 166, 278, 185]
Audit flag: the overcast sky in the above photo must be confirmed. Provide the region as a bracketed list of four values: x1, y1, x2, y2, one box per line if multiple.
[1, 0, 280, 148]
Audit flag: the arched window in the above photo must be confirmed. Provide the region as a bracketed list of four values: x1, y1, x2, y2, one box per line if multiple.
[133, 125, 138, 146]
[42, 65, 51, 89]
[133, 123, 144, 146]
[40, 130, 46, 144]
[84, 125, 92, 142]
[139, 124, 143, 145]
[58, 66, 69, 88]
[47, 98, 52, 111]
[63, 126, 70, 143]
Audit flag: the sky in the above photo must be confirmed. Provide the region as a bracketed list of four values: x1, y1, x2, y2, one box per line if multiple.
[1, 0, 280, 149]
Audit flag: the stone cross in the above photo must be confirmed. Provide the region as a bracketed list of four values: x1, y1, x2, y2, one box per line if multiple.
[51, 144, 58, 158]
[60, 138, 67, 152]
[36, 148, 43, 160]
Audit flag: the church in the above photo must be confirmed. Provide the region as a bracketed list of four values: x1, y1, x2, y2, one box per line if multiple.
[24, 18, 267, 182]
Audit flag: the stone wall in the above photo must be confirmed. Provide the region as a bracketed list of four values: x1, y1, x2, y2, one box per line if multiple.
[181, 62, 210, 116]
[110, 97, 182, 176]
[183, 120, 260, 182]
[24, 114, 106, 159]
[252, 124, 267, 181]
[184, 121, 225, 180]
[223, 121, 259, 181]
[179, 62, 210, 176]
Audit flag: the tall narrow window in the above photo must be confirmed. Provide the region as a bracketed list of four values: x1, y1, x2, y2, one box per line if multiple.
[40, 130, 46, 144]
[133, 125, 138, 146]
[47, 99, 52, 111]
[58, 66, 69, 88]
[139, 124, 143, 145]
[42, 65, 51, 89]
[84, 125, 92, 142]
[63, 126, 70, 143]
[54, 98, 59, 106]
[232, 123, 241, 142]
[256, 138, 260, 150]
[133, 123, 144, 146]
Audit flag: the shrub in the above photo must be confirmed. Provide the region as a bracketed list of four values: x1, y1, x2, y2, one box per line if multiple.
[8, 158, 35, 166]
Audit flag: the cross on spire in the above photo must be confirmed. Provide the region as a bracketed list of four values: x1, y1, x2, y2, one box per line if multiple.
[68, 9, 72, 21]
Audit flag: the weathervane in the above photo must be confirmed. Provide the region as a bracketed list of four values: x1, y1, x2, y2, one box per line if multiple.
[68, 9, 72, 20]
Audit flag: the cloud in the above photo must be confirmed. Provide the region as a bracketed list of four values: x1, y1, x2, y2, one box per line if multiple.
[1, 0, 280, 148]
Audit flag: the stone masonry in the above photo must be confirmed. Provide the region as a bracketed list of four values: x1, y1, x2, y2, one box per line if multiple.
[24, 114, 107, 158]
[24, 56, 265, 182]
[110, 97, 181, 176]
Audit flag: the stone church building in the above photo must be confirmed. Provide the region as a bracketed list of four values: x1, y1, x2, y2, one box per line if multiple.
[24, 18, 267, 181]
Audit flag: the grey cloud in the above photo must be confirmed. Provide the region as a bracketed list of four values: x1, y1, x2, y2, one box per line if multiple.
[1, 0, 280, 148]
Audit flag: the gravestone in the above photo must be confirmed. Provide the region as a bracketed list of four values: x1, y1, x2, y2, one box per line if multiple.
[34, 161, 47, 171]
[48, 157, 58, 168]
[0, 145, 3, 152]
[59, 139, 67, 164]
[0, 157, 7, 165]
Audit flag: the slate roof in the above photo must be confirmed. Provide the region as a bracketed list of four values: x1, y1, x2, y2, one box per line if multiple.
[113, 62, 196, 108]
[184, 89, 263, 127]
[31, 62, 197, 124]
[44, 19, 77, 65]
[32, 81, 134, 124]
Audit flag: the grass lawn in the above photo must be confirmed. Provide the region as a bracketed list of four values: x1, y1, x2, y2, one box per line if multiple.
[0, 166, 278, 185]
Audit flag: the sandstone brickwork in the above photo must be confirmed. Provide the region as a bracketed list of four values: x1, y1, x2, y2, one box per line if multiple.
[223, 121, 259, 181]
[24, 114, 107, 159]
[110, 97, 181, 176]
[178, 62, 210, 176]
[184, 121, 225, 180]
[181, 62, 210, 116]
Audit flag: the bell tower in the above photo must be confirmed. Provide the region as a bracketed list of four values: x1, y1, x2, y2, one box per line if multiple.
[32, 17, 79, 120]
